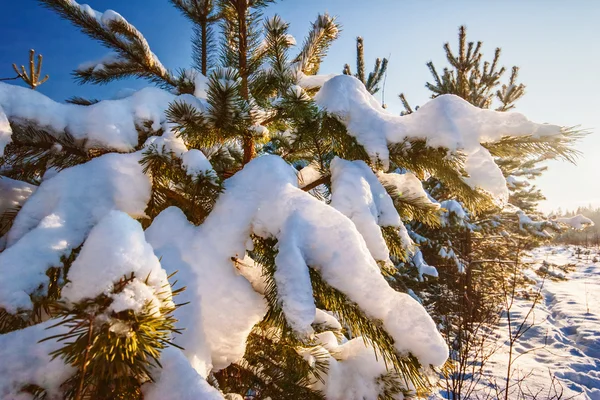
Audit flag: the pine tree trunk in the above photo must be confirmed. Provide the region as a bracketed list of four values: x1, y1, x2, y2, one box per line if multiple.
[236, 0, 254, 165]
[201, 19, 208, 76]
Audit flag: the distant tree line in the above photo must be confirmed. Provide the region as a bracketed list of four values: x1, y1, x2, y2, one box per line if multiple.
[553, 206, 600, 246]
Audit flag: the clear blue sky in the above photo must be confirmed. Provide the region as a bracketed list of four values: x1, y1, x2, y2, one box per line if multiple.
[1, 0, 598, 213]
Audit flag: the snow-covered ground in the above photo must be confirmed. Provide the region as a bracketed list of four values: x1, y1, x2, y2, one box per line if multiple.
[480, 246, 600, 399]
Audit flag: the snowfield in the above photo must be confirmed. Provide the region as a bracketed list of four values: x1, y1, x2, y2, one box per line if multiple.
[477, 246, 600, 400]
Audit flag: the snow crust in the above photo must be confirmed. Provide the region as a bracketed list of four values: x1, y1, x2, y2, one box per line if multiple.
[297, 163, 322, 187]
[314, 75, 562, 202]
[68, 0, 169, 79]
[412, 250, 439, 279]
[0, 152, 151, 312]
[193, 71, 209, 99]
[440, 199, 468, 227]
[297, 71, 336, 89]
[144, 130, 189, 156]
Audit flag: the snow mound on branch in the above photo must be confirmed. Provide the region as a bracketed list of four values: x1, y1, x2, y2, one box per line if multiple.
[0, 177, 37, 250]
[440, 200, 468, 227]
[142, 347, 224, 400]
[0, 83, 205, 152]
[77, 51, 124, 73]
[146, 207, 265, 374]
[556, 214, 594, 230]
[378, 170, 440, 209]
[182, 149, 214, 177]
[314, 75, 562, 202]
[311, 333, 403, 400]
[149, 155, 446, 370]
[297, 163, 323, 187]
[144, 130, 188, 156]
[330, 157, 403, 262]
[297, 71, 336, 90]
[61, 211, 173, 315]
[0, 152, 151, 313]
[0, 106, 12, 156]
[68, 0, 170, 79]
[412, 249, 439, 279]
[0, 319, 73, 399]
[0, 176, 36, 216]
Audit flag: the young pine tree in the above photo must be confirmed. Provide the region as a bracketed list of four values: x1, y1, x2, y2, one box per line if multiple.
[398, 25, 584, 399]
[0, 4, 579, 400]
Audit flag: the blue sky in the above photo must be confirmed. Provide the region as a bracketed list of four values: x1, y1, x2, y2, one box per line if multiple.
[1, 0, 598, 213]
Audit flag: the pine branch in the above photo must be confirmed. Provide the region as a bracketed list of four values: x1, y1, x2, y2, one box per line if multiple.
[0, 124, 93, 183]
[12, 49, 50, 89]
[293, 13, 340, 75]
[65, 96, 100, 106]
[356, 36, 365, 83]
[483, 127, 587, 164]
[39, 0, 176, 88]
[170, 0, 221, 75]
[42, 273, 183, 399]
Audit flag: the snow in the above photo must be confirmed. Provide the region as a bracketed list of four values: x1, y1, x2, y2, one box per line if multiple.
[0, 106, 12, 156]
[285, 33, 296, 46]
[181, 149, 214, 177]
[0, 177, 36, 216]
[146, 206, 265, 374]
[144, 130, 188, 156]
[142, 347, 224, 400]
[0, 152, 151, 313]
[61, 211, 173, 316]
[556, 214, 594, 230]
[68, 0, 169, 79]
[516, 210, 554, 238]
[378, 170, 440, 210]
[297, 71, 336, 89]
[477, 246, 600, 399]
[311, 335, 403, 400]
[440, 199, 468, 227]
[314, 75, 563, 202]
[412, 250, 438, 279]
[249, 124, 269, 138]
[77, 51, 124, 73]
[297, 163, 322, 187]
[314, 308, 342, 331]
[0, 319, 73, 399]
[194, 71, 209, 99]
[149, 155, 447, 370]
[234, 254, 267, 295]
[0, 83, 204, 152]
[330, 157, 402, 262]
